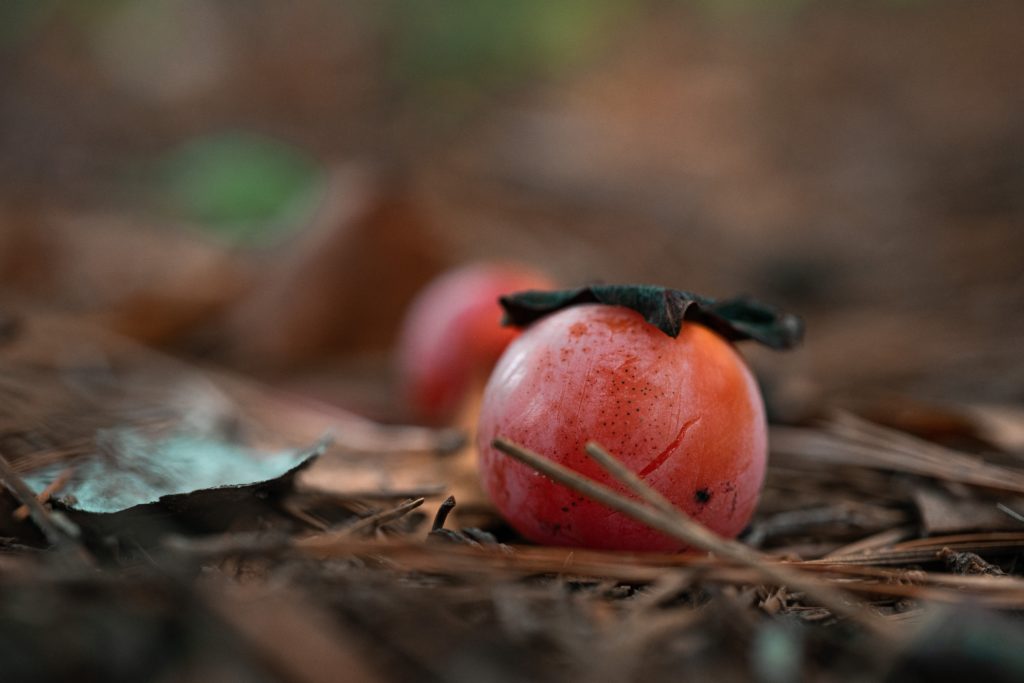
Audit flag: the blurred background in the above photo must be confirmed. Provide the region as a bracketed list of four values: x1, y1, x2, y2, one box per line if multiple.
[1, 0, 1022, 421]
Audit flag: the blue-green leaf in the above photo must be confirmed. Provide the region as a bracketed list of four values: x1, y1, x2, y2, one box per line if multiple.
[24, 431, 325, 515]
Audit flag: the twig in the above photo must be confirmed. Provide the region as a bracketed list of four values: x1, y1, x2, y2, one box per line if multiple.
[823, 525, 917, 559]
[430, 495, 457, 532]
[812, 531, 1024, 566]
[584, 442, 678, 515]
[281, 500, 331, 532]
[997, 502, 1024, 525]
[288, 537, 1024, 609]
[582, 440, 895, 631]
[772, 417, 1024, 496]
[0, 451, 78, 548]
[343, 497, 425, 536]
[496, 437, 897, 639]
[163, 525, 1024, 608]
[13, 467, 73, 521]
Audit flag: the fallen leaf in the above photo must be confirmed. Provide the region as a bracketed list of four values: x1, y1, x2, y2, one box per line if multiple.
[22, 431, 325, 514]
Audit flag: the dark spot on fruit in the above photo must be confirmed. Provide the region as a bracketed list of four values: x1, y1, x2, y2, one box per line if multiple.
[694, 488, 712, 505]
[561, 506, 570, 513]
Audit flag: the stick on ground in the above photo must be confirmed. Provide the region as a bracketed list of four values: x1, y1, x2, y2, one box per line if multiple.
[495, 437, 897, 640]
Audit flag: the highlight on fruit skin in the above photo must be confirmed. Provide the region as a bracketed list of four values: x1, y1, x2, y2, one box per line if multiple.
[395, 262, 554, 425]
[476, 287, 801, 552]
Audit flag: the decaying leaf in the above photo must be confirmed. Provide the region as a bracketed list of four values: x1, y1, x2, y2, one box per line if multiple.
[22, 432, 325, 515]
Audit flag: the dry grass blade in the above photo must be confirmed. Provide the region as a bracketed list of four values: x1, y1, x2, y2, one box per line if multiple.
[772, 415, 1024, 495]
[160, 523, 1024, 611]
[997, 503, 1024, 524]
[823, 525, 918, 558]
[285, 537, 1024, 609]
[810, 531, 1024, 565]
[494, 437, 897, 639]
[584, 442, 678, 515]
[12, 466, 73, 521]
[0, 451, 78, 549]
[342, 497, 425, 536]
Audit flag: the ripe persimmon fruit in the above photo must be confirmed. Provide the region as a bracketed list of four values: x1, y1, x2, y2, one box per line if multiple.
[396, 263, 554, 424]
[476, 303, 767, 552]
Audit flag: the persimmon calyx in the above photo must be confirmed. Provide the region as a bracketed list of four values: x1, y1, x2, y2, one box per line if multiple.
[499, 284, 804, 349]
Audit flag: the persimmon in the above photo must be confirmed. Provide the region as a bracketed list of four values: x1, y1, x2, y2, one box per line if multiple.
[476, 300, 776, 552]
[396, 263, 554, 424]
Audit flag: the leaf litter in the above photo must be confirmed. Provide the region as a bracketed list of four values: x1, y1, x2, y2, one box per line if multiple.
[3, 310, 1024, 681]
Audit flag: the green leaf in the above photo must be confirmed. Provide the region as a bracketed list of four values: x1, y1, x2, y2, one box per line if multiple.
[500, 284, 804, 349]
[23, 430, 325, 515]
[388, 0, 632, 95]
[158, 132, 322, 244]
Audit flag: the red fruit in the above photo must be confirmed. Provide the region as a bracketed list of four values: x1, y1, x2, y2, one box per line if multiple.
[397, 263, 554, 424]
[476, 304, 767, 551]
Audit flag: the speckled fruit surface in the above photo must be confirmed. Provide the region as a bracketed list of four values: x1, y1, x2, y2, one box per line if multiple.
[477, 304, 767, 551]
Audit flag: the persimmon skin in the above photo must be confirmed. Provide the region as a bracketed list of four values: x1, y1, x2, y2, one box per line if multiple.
[477, 304, 767, 552]
[397, 263, 554, 424]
